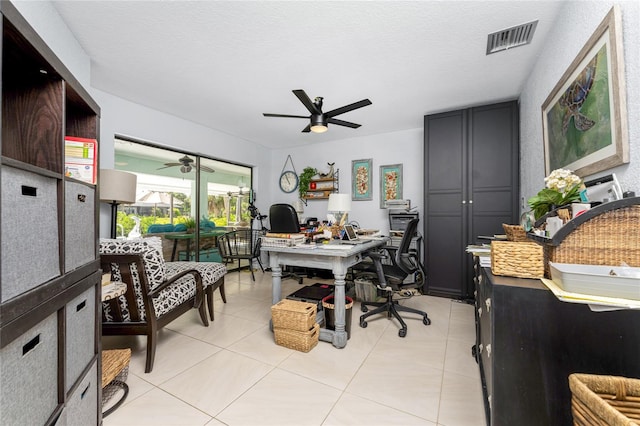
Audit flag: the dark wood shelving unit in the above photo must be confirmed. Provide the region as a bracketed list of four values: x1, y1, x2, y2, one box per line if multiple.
[1, 2, 101, 424]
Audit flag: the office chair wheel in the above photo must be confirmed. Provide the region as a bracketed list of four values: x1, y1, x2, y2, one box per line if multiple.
[360, 318, 368, 328]
[398, 328, 407, 338]
[361, 305, 369, 313]
[423, 316, 431, 326]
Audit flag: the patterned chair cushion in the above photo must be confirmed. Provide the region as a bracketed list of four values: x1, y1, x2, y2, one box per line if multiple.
[100, 238, 166, 290]
[165, 261, 227, 290]
[100, 238, 199, 321]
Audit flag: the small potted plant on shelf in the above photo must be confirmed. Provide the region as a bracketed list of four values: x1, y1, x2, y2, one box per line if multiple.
[528, 168, 583, 220]
[298, 167, 318, 199]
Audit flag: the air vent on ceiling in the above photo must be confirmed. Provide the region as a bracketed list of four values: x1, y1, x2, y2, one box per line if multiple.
[486, 20, 538, 55]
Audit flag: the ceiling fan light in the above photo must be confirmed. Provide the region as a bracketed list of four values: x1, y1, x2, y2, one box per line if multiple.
[310, 124, 328, 133]
[310, 115, 328, 133]
[180, 165, 192, 173]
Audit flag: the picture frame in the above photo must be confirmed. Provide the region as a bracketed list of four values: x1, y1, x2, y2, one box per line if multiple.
[379, 164, 403, 208]
[351, 158, 372, 201]
[541, 5, 628, 177]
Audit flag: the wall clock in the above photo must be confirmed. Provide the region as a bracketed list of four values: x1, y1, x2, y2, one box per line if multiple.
[279, 170, 299, 193]
[279, 155, 299, 193]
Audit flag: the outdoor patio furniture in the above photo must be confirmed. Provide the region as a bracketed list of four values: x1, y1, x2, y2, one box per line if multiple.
[217, 229, 264, 281]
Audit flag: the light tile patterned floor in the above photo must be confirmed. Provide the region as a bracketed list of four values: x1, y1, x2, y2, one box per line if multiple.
[102, 270, 486, 426]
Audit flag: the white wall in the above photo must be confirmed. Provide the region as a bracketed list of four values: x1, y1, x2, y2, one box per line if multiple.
[10, 0, 273, 238]
[520, 1, 640, 209]
[270, 128, 424, 233]
[15, 0, 639, 237]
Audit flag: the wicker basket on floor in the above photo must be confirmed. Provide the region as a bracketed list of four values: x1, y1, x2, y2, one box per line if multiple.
[101, 349, 131, 404]
[271, 299, 317, 331]
[569, 373, 640, 426]
[274, 323, 320, 352]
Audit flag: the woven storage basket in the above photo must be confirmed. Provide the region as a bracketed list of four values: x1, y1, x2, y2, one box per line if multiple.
[101, 348, 131, 405]
[503, 223, 528, 242]
[271, 299, 317, 331]
[491, 241, 544, 279]
[569, 373, 640, 426]
[546, 205, 640, 277]
[261, 235, 306, 247]
[274, 323, 320, 352]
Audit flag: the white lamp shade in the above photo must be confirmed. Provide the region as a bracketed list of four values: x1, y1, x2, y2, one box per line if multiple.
[100, 169, 137, 204]
[327, 193, 351, 212]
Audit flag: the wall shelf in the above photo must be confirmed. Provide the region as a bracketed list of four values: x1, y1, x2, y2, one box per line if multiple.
[302, 169, 339, 202]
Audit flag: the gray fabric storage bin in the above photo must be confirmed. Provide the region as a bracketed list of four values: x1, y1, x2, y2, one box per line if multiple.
[63, 361, 98, 426]
[65, 286, 96, 393]
[0, 312, 58, 425]
[1, 166, 60, 301]
[65, 181, 96, 272]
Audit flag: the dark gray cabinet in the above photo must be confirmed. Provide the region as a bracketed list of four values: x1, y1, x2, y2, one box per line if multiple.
[476, 269, 640, 425]
[423, 101, 519, 299]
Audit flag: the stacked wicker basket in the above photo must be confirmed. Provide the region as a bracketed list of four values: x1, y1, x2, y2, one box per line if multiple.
[271, 299, 320, 352]
[491, 224, 545, 279]
[492, 198, 640, 279]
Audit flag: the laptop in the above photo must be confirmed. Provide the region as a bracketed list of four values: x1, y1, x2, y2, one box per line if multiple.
[341, 224, 367, 245]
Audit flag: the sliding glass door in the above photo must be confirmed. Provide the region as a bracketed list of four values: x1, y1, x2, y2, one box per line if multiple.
[113, 137, 252, 261]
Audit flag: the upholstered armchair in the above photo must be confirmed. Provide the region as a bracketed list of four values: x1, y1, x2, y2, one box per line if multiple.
[100, 238, 207, 373]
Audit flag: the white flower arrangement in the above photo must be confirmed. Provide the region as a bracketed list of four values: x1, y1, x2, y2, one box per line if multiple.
[528, 169, 583, 219]
[544, 169, 582, 194]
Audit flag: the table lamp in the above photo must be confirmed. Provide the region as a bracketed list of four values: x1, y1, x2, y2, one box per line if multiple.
[327, 193, 351, 227]
[100, 169, 137, 238]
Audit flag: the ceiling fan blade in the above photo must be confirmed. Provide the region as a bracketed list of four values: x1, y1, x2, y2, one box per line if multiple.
[328, 118, 361, 129]
[325, 99, 372, 118]
[293, 90, 321, 114]
[263, 113, 309, 119]
[301, 124, 311, 133]
[157, 162, 181, 170]
[199, 165, 215, 173]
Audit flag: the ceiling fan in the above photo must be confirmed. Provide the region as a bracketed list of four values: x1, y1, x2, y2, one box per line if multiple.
[157, 155, 215, 173]
[263, 89, 372, 133]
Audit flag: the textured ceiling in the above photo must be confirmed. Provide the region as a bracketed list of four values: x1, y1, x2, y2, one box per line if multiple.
[52, 1, 565, 149]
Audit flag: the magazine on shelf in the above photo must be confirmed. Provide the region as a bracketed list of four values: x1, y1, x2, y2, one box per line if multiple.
[64, 136, 98, 185]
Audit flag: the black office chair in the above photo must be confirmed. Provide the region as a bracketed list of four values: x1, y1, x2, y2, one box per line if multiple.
[356, 218, 431, 337]
[268, 203, 306, 284]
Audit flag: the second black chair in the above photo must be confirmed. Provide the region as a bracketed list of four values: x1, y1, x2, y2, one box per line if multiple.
[355, 218, 431, 337]
[268, 203, 307, 284]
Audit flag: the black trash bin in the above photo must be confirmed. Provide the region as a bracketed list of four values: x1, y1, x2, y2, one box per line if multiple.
[322, 295, 354, 339]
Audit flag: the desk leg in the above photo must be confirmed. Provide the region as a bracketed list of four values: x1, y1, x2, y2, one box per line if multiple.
[269, 253, 282, 331]
[331, 271, 348, 349]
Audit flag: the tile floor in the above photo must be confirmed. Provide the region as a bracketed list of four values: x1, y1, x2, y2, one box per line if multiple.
[102, 270, 486, 426]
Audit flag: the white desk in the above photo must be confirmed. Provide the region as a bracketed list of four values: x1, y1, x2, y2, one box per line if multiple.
[262, 238, 388, 348]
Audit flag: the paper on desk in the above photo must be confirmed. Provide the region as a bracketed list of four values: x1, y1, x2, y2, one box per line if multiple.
[540, 278, 640, 311]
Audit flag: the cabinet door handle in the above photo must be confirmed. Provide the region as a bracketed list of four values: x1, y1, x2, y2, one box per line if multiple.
[21, 185, 37, 197]
[22, 334, 40, 356]
[485, 297, 491, 312]
[469, 200, 473, 204]
[478, 307, 483, 317]
[462, 200, 466, 204]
